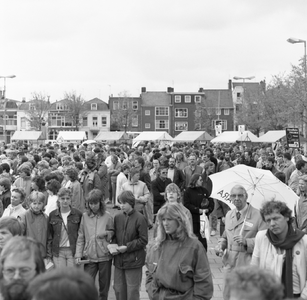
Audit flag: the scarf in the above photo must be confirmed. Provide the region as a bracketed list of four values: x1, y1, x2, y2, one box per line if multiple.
[266, 224, 304, 298]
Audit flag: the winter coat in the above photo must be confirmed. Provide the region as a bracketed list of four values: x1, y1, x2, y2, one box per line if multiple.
[112, 209, 148, 270]
[146, 237, 213, 300]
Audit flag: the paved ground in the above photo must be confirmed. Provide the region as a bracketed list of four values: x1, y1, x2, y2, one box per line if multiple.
[106, 206, 224, 300]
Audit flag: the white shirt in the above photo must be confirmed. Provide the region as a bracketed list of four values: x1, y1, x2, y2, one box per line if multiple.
[2, 204, 26, 219]
[45, 195, 58, 216]
[167, 169, 175, 182]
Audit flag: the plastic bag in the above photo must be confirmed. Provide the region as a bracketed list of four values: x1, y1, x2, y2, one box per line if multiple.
[200, 213, 210, 242]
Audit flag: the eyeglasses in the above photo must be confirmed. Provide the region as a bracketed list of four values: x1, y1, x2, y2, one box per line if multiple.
[230, 194, 245, 198]
[3, 267, 34, 278]
[161, 172, 168, 174]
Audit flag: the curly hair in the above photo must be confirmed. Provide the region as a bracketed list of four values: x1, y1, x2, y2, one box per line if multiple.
[65, 167, 79, 182]
[260, 200, 292, 223]
[32, 175, 46, 191]
[224, 266, 284, 300]
[154, 203, 195, 250]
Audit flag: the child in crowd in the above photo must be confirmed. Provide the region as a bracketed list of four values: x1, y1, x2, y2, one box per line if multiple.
[0, 216, 23, 252]
[20, 191, 48, 258]
[45, 179, 61, 216]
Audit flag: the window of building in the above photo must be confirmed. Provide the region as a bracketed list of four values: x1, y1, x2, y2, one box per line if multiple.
[184, 95, 191, 103]
[195, 95, 201, 103]
[101, 117, 107, 127]
[216, 108, 221, 115]
[145, 110, 150, 116]
[113, 101, 119, 110]
[175, 95, 181, 103]
[132, 101, 138, 110]
[155, 120, 169, 129]
[91, 103, 97, 110]
[92, 116, 98, 127]
[224, 109, 230, 115]
[237, 92, 241, 98]
[175, 122, 188, 131]
[132, 115, 138, 127]
[212, 119, 227, 130]
[175, 108, 188, 118]
[155, 107, 169, 116]
[21, 117, 27, 129]
[83, 117, 88, 127]
[145, 123, 150, 129]
[122, 101, 128, 110]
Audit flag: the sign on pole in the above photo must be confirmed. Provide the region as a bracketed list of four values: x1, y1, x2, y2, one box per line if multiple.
[215, 125, 222, 136]
[238, 125, 245, 134]
[286, 128, 300, 148]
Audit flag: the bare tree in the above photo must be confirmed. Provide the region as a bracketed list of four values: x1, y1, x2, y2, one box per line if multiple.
[25, 92, 51, 130]
[63, 91, 86, 131]
[110, 91, 138, 132]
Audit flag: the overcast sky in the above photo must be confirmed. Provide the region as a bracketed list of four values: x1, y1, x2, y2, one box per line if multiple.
[1, 0, 306, 103]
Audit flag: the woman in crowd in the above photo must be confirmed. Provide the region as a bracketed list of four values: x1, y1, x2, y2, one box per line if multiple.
[75, 189, 114, 300]
[184, 173, 214, 251]
[47, 188, 82, 268]
[31, 175, 48, 205]
[115, 163, 130, 209]
[146, 203, 213, 300]
[13, 164, 32, 205]
[0, 217, 23, 252]
[45, 179, 61, 216]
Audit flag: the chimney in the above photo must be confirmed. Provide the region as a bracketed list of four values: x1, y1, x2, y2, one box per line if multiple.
[260, 80, 266, 92]
[167, 87, 174, 93]
[22, 97, 26, 103]
[198, 87, 204, 93]
[228, 79, 232, 90]
[141, 87, 146, 93]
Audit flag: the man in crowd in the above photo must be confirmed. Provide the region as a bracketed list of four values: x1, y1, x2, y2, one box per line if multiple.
[288, 159, 307, 192]
[167, 157, 185, 191]
[0, 236, 45, 300]
[283, 152, 296, 184]
[134, 157, 151, 192]
[243, 151, 257, 168]
[183, 154, 203, 189]
[215, 185, 266, 272]
[152, 166, 172, 215]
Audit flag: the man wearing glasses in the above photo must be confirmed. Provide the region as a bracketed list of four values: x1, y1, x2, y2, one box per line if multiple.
[215, 185, 266, 272]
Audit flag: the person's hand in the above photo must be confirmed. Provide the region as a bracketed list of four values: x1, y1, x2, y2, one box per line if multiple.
[233, 235, 246, 246]
[214, 245, 223, 257]
[75, 258, 81, 265]
[117, 246, 127, 253]
[96, 232, 107, 239]
[160, 192, 165, 196]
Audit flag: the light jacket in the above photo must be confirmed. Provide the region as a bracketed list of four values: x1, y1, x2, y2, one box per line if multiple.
[251, 229, 307, 299]
[75, 211, 114, 262]
[218, 204, 267, 270]
[113, 209, 148, 270]
[146, 237, 213, 300]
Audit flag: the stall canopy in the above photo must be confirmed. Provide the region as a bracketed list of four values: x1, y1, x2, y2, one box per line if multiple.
[173, 131, 213, 142]
[133, 131, 173, 142]
[56, 131, 87, 143]
[257, 130, 286, 143]
[95, 131, 129, 141]
[11, 131, 44, 141]
[211, 131, 259, 143]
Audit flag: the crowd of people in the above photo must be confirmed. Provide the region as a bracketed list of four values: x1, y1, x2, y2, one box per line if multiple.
[0, 139, 306, 299]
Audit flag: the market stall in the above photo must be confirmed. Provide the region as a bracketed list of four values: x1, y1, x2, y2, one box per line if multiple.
[210, 131, 259, 143]
[173, 131, 213, 143]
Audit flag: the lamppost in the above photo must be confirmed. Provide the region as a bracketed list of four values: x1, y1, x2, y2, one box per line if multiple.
[232, 76, 255, 130]
[0, 75, 16, 144]
[287, 37, 307, 138]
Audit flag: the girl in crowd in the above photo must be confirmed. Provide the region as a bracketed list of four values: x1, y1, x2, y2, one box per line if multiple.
[21, 191, 48, 258]
[146, 203, 213, 300]
[48, 188, 82, 268]
[75, 189, 114, 300]
[184, 173, 214, 251]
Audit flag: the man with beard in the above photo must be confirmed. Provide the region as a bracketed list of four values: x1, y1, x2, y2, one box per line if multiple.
[167, 157, 185, 192]
[0, 236, 45, 300]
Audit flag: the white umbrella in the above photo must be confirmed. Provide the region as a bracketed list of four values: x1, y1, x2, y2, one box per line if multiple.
[209, 165, 298, 213]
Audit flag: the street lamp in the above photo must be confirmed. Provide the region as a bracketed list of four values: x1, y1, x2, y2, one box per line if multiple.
[232, 76, 255, 130]
[287, 37, 307, 137]
[0, 75, 16, 144]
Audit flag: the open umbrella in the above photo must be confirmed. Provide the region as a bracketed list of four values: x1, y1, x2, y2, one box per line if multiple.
[209, 165, 298, 213]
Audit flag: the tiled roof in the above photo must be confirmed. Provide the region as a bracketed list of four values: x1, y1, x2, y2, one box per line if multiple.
[141, 92, 171, 106]
[83, 98, 109, 111]
[203, 89, 233, 108]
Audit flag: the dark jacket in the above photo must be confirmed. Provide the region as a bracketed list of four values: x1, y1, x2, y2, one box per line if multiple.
[140, 170, 152, 192]
[152, 177, 172, 214]
[113, 209, 148, 269]
[47, 208, 83, 258]
[0, 189, 11, 211]
[172, 167, 185, 191]
[184, 186, 213, 234]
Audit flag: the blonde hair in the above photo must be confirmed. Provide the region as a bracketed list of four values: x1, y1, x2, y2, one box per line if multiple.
[164, 183, 181, 203]
[154, 203, 195, 249]
[29, 191, 46, 205]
